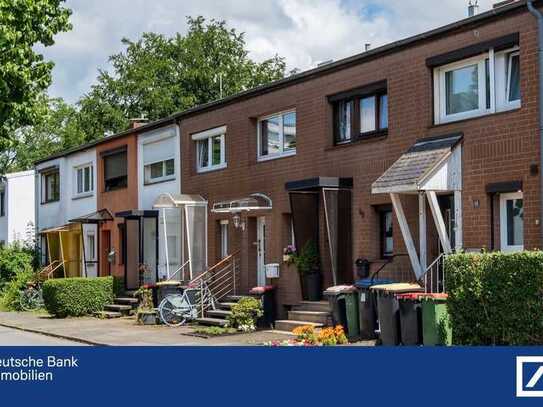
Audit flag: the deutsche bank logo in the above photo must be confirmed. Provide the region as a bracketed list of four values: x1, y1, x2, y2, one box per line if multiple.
[516, 357, 543, 397]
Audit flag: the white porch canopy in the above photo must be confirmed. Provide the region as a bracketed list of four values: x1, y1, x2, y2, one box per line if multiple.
[153, 193, 208, 282]
[371, 133, 463, 279]
[211, 193, 272, 213]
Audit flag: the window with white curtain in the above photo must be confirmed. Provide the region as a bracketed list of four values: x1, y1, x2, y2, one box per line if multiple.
[258, 110, 296, 160]
[192, 126, 226, 173]
[434, 46, 521, 124]
[74, 164, 93, 197]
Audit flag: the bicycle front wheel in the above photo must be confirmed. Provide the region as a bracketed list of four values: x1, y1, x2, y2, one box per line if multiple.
[158, 295, 190, 327]
[20, 288, 43, 311]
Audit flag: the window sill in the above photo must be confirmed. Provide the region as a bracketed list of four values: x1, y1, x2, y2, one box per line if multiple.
[432, 106, 521, 128]
[327, 131, 387, 151]
[257, 150, 296, 162]
[197, 163, 227, 174]
[72, 192, 94, 200]
[41, 200, 60, 205]
[144, 177, 176, 186]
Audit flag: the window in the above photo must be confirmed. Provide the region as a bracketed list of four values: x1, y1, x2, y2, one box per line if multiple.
[220, 220, 228, 259]
[379, 208, 393, 258]
[192, 126, 226, 172]
[144, 158, 175, 184]
[500, 192, 523, 252]
[86, 233, 96, 261]
[41, 170, 60, 203]
[75, 164, 93, 197]
[0, 190, 4, 217]
[434, 47, 520, 124]
[333, 90, 387, 144]
[258, 110, 296, 160]
[103, 150, 127, 191]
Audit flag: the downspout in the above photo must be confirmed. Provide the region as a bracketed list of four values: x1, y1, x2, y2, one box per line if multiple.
[528, 0, 543, 247]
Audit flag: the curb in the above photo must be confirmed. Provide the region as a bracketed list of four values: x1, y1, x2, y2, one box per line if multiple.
[0, 322, 109, 346]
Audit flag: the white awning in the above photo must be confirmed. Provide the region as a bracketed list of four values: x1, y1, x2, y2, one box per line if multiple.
[211, 193, 272, 213]
[153, 193, 207, 208]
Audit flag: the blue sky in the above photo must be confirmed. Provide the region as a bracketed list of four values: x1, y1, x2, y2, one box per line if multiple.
[40, 0, 497, 104]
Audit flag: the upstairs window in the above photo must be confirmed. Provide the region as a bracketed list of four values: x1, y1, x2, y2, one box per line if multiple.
[144, 158, 175, 184]
[258, 110, 296, 160]
[103, 149, 128, 191]
[331, 82, 388, 145]
[433, 45, 520, 124]
[74, 164, 93, 197]
[41, 169, 60, 203]
[192, 126, 226, 173]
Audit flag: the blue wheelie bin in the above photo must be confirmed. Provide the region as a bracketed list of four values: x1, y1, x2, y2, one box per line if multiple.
[355, 278, 395, 340]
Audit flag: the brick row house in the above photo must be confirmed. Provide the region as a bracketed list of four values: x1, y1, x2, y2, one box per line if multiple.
[34, 1, 540, 319]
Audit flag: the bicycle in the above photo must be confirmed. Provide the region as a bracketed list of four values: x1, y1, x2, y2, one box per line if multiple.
[158, 287, 200, 327]
[20, 281, 44, 311]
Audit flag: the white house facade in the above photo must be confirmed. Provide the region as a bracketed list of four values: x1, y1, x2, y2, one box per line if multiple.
[0, 170, 35, 246]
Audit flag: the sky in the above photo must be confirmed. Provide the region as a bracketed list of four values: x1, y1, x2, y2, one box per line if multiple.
[41, 0, 498, 104]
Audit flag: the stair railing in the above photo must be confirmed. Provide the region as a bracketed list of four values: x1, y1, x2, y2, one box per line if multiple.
[419, 253, 446, 293]
[38, 260, 65, 280]
[187, 250, 241, 318]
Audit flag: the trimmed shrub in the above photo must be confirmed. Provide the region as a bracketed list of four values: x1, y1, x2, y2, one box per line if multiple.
[227, 297, 263, 332]
[0, 266, 36, 311]
[42, 277, 114, 317]
[445, 251, 543, 345]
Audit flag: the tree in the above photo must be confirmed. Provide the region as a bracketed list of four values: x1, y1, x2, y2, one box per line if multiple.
[77, 16, 286, 138]
[0, 0, 72, 140]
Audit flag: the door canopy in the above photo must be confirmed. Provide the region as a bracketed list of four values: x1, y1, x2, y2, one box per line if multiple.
[211, 193, 272, 213]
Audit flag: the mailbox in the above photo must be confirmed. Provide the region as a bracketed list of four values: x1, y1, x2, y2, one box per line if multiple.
[265, 263, 280, 278]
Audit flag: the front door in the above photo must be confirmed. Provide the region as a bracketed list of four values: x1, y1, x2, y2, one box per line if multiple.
[256, 217, 266, 287]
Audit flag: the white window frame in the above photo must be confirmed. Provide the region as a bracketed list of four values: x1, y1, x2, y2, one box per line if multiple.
[220, 220, 228, 259]
[86, 232, 96, 261]
[434, 46, 520, 124]
[73, 163, 93, 198]
[505, 49, 521, 108]
[500, 191, 524, 253]
[144, 158, 175, 185]
[257, 109, 296, 162]
[192, 126, 227, 173]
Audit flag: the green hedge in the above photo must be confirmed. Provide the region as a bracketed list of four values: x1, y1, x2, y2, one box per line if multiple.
[445, 251, 543, 345]
[42, 277, 114, 317]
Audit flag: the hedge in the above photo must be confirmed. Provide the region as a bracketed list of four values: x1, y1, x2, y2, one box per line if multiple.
[445, 251, 543, 345]
[42, 277, 114, 317]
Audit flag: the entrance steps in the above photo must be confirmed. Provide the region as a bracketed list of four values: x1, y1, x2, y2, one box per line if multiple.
[95, 296, 139, 319]
[274, 300, 332, 332]
[194, 295, 243, 327]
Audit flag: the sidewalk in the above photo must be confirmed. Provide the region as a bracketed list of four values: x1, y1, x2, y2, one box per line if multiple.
[0, 312, 293, 346]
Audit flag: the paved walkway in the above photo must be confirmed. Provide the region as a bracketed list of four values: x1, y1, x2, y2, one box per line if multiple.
[0, 325, 86, 346]
[0, 312, 295, 346]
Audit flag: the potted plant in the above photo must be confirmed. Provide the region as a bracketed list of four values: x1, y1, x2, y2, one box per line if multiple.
[283, 245, 296, 264]
[134, 286, 157, 325]
[293, 240, 322, 301]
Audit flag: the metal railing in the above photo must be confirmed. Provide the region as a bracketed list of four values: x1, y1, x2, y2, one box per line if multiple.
[188, 250, 241, 318]
[420, 253, 446, 293]
[166, 259, 191, 282]
[38, 260, 66, 280]
[368, 253, 409, 281]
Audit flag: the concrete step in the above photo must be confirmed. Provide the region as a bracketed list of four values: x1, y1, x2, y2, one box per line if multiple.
[94, 311, 123, 319]
[194, 317, 229, 327]
[104, 304, 133, 315]
[293, 301, 331, 313]
[217, 302, 237, 310]
[288, 310, 331, 324]
[274, 320, 323, 332]
[206, 309, 232, 319]
[114, 297, 139, 306]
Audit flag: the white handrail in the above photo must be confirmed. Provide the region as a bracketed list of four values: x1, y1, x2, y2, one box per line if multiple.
[166, 259, 191, 281]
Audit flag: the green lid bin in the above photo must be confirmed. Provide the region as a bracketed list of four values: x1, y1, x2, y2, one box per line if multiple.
[421, 293, 452, 346]
[323, 285, 360, 342]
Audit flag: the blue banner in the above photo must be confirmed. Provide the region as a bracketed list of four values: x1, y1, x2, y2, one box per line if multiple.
[1, 347, 543, 405]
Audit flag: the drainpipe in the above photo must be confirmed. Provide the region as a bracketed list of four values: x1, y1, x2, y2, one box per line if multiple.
[528, 0, 543, 247]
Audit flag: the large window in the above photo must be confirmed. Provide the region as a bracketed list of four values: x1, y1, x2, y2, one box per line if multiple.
[103, 150, 127, 191]
[500, 192, 523, 252]
[144, 158, 174, 184]
[434, 47, 520, 124]
[258, 110, 296, 160]
[41, 170, 60, 203]
[74, 164, 93, 197]
[192, 126, 226, 173]
[333, 89, 388, 144]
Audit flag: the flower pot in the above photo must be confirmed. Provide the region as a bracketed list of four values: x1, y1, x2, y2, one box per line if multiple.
[302, 271, 322, 301]
[137, 310, 157, 325]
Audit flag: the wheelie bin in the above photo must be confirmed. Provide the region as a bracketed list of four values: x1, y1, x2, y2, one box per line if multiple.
[371, 283, 423, 345]
[354, 278, 395, 339]
[397, 293, 423, 345]
[249, 285, 277, 329]
[323, 285, 360, 341]
[421, 293, 452, 346]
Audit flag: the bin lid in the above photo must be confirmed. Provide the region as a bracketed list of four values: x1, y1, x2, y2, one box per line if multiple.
[249, 285, 275, 294]
[396, 292, 425, 300]
[323, 285, 357, 295]
[370, 283, 423, 293]
[156, 280, 182, 287]
[354, 278, 395, 289]
[419, 292, 448, 301]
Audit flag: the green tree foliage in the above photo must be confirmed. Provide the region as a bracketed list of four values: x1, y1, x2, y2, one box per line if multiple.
[0, 0, 72, 140]
[77, 16, 286, 138]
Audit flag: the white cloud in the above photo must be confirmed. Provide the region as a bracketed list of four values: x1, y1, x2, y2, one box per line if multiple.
[40, 0, 506, 103]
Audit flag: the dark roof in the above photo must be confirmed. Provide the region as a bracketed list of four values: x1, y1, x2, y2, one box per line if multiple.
[35, 0, 529, 165]
[372, 133, 463, 193]
[69, 208, 114, 224]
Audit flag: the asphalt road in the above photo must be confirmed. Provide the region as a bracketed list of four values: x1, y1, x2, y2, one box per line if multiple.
[0, 326, 87, 346]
